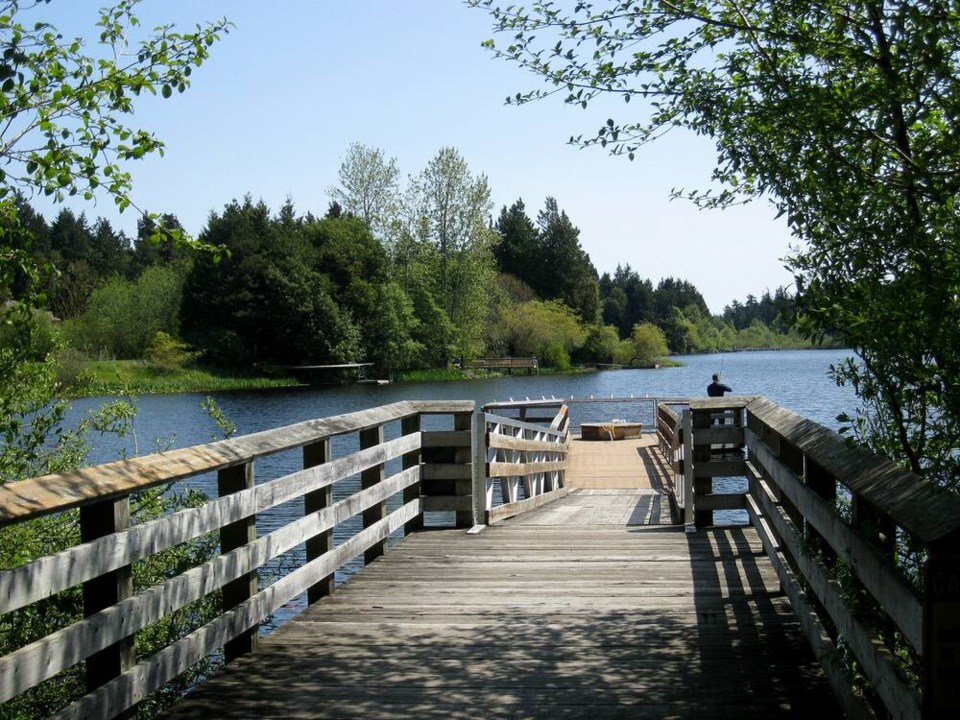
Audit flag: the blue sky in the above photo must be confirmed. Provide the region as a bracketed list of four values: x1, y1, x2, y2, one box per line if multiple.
[35, 0, 796, 313]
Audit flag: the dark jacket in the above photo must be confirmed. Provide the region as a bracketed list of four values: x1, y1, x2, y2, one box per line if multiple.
[707, 381, 732, 397]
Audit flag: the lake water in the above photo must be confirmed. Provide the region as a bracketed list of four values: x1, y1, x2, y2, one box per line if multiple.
[72, 348, 858, 464]
[66, 348, 858, 625]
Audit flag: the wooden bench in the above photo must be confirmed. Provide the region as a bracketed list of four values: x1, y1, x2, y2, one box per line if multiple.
[580, 422, 643, 440]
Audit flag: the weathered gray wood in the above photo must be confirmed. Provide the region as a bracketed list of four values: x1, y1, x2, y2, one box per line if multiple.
[0, 468, 421, 702]
[745, 493, 877, 720]
[688, 397, 754, 411]
[218, 462, 258, 661]
[304, 439, 334, 604]
[402, 415, 423, 535]
[487, 460, 567, 477]
[682, 409, 694, 524]
[746, 429, 923, 652]
[0, 402, 434, 525]
[409, 400, 476, 415]
[487, 487, 570, 525]
[0, 433, 422, 614]
[693, 460, 745, 478]
[486, 433, 569, 453]
[167, 503, 841, 720]
[421, 463, 474, 480]
[453, 411, 474, 528]
[548, 405, 569, 432]
[422, 495, 473, 513]
[691, 409, 713, 527]
[0, 402, 469, 527]
[693, 425, 744, 445]
[749, 465, 921, 719]
[747, 397, 960, 544]
[420, 430, 471, 448]
[360, 425, 386, 565]
[79, 498, 134, 702]
[480, 412, 567, 439]
[53, 501, 422, 720]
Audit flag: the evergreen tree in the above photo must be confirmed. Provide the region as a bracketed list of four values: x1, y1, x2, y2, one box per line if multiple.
[536, 197, 600, 322]
[493, 199, 540, 285]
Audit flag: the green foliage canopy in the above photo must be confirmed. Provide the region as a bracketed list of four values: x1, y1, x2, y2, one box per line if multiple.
[471, 0, 960, 483]
[0, 0, 229, 245]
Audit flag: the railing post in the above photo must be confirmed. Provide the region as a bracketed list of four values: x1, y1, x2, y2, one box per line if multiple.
[80, 498, 135, 702]
[218, 461, 258, 662]
[454, 411, 473, 529]
[402, 413, 424, 535]
[681, 409, 694, 526]
[924, 534, 960, 718]
[360, 424, 386, 563]
[472, 411, 488, 527]
[304, 439, 334, 604]
[692, 408, 712, 528]
[778, 438, 805, 534]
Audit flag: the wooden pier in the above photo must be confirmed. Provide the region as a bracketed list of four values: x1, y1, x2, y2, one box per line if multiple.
[167, 496, 838, 719]
[3, 397, 960, 719]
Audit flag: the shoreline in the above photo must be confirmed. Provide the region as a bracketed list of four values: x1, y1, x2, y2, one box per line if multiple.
[62, 346, 834, 399]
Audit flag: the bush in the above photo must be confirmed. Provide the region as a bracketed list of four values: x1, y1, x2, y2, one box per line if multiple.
[542, 340, 571, 371]
[143, 332, 201, 373]
[53, 347, 91, 390]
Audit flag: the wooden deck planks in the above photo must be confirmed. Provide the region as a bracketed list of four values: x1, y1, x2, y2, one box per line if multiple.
[166, 496, 842, 719]
[564, 435, 665, 490]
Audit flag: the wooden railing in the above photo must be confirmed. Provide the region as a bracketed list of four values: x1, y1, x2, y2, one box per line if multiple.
[658, 396, 960, 719]
[656, 401, 687, 518]
[0, 400, 474, 719]
[466, 356, 538, 373]
[473, 405, 570, 525]
[484, 395, 661, 434]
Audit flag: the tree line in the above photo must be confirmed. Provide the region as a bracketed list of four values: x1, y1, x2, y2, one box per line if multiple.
[2, 144, 815, 378]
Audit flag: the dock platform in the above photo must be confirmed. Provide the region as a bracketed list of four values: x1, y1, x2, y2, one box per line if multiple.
[167, 486, 841, 718]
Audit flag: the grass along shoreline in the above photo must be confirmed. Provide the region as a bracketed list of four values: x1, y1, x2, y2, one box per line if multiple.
[64, 360, 608, 397]
[63, 360, 305, 398]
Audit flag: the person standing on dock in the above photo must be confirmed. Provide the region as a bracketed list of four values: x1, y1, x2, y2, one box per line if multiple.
[707, 373, 732, 397]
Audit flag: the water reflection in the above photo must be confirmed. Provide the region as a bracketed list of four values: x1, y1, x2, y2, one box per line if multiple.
[71, 348, 857, 461]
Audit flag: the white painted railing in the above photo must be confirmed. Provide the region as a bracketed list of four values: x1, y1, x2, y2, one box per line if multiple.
[472, 405, 570, 525]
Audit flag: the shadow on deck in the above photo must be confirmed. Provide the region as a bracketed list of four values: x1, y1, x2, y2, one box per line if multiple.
[166, 439, 842, 719]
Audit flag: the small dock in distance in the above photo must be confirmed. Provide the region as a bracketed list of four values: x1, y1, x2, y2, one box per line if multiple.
[168, 433, 839, 719]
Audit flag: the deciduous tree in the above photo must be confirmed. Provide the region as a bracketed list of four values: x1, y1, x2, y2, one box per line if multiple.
[469, 0, 960, 485]
[0, 0, 229, 245]
[406, 147, 497, 363]
[329, 143, 401, 245]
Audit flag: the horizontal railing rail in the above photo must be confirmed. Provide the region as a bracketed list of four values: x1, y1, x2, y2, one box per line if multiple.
[0, 400, 474, 720]
[742, 396, 960, 719]
[655, 395, 960, 717]
[473, 405, 570, 525]
[484, 395, 675, 434]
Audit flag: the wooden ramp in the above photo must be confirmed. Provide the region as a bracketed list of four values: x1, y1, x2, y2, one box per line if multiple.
[167, 493, 843, 719]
